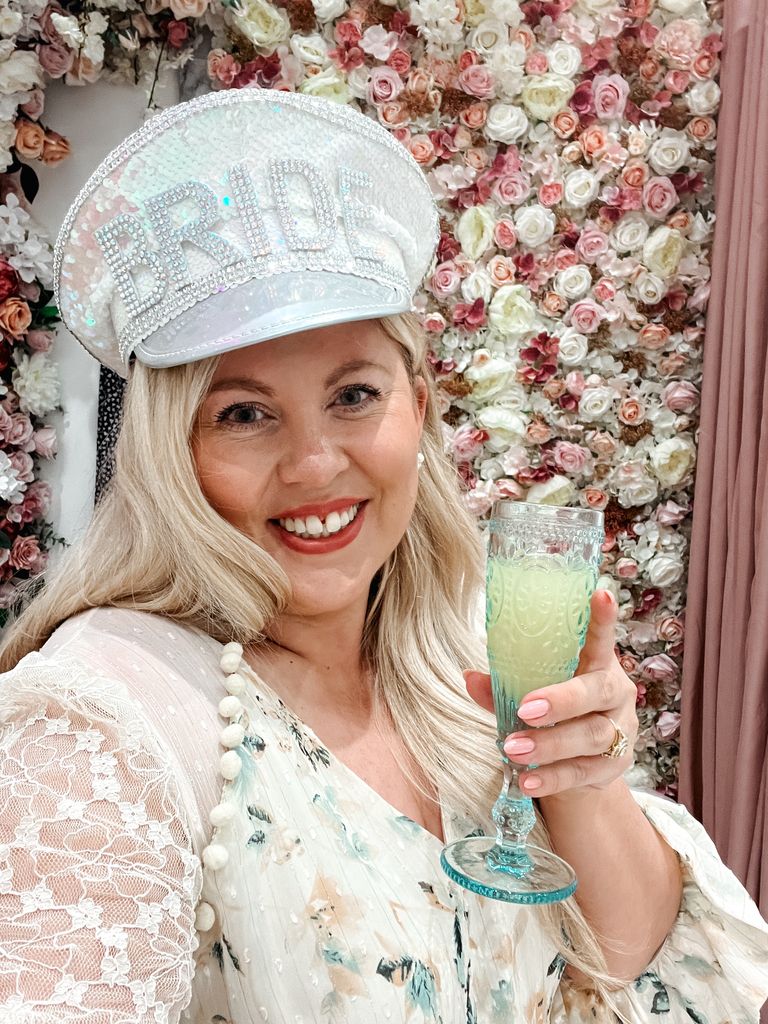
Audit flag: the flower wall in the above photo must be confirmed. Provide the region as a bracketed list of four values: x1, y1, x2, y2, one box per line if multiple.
[4, 0, 720, 791]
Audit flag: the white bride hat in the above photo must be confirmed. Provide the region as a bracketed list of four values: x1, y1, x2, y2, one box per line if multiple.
[53, 90, 440, 378]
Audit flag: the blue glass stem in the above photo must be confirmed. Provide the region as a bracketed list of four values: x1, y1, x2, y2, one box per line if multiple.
[487, 680, 537, 878]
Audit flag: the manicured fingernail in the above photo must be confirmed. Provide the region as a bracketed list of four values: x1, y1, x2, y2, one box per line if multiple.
[518, 699, 549, 721]
[504, 736, 535, 756]
[522, 774, 542, 791]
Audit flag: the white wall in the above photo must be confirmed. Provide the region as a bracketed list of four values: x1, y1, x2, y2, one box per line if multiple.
[32, 76, 178, 547]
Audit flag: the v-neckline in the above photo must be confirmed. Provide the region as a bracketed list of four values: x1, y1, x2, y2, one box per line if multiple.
[232, 651, 448, 847]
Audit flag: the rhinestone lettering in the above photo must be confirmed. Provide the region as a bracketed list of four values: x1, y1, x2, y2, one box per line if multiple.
[228, 162, 273, 259]
[269, 159, 337, 252]
[94, 213, 169, 319]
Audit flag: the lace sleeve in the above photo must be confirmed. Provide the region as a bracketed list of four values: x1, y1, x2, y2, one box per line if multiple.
[0, 655, 203, 1024]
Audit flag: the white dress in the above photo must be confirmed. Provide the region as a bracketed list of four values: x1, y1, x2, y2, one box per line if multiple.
[0, 607, 767, 1024]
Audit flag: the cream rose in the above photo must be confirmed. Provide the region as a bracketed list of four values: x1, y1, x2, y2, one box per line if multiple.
[526, 474, 576, 506]
[563, 168, 599, 208]
[0, 51, 42, 95]
[229, 0, 290, 49]
[613, 462, 659, 507]
[547, 41, 581, 77]
[457, 204, 495, 261]
[485, 101, 528, 142]
[468, 18, 507, 52]
[633, 272, 667, 305]
[464, 353, 516, 401]
[688, 79, 720, 115]
[0, 7, 21, 36]
[611, 212, 649, 253]
[554, 265, 592, 301]
[579, 386, 616, 421]
[290, 33, 329, 65]
[643, 226, 685, 279]
[558, 328, 589, 367]
[648, 129, 690, 175]
[475, 406, 527, 451]
[513, 204, 556, 248]
[646, 553, 684, 587]
[488, 283, 537, 335]
[658, 0, 697, 10]
[300, 64, 351, 104]
[461, 269, 493, 305]
[649, 436, 696, 486]
[311, 0, 348, 19]
[521, 73, 574, 121]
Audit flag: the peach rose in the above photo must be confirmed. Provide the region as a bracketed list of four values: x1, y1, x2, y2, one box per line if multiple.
[378, 101, 410, 128]
[659, 352, 688, 375]
[9, 535, 43, 572]
[621, 159, 649, 189]
[464, 147, 489, 171]
[493, 218, 517, 249]
[579, 126, 608, 161]
[460, 102, 488, 129]
[169, 0, 208, 16]
[584, 487, 609, 510]
[638, 323, 671, 350]
[693, 50, 718, 79]
[14, 119, 45, 160]
[41, 130, 70, 165]
[687, 116, 716, 142]
[552, 108, 578, 139]
[667, 210, 692, 232]
[409, 134, 436, 166]
[540, 291, 567, 317]
[618, 396, 646, 425]
[487, 255, 516, 287]
[0, 297, 31, 339]
[590, 431, 619, 457]
[387, 48, 411, 75]
[657, 615, 684, 644]
[526, 420, 553, 444]
[639, 57, 662, 82]
[458, 63, 495, 99]
[539, 181, 563, 207]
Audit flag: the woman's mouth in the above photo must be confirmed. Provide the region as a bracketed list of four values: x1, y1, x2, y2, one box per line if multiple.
[268, 501, 368, 554]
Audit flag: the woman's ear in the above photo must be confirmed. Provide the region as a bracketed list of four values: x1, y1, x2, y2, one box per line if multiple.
[414, 374, 428, 426]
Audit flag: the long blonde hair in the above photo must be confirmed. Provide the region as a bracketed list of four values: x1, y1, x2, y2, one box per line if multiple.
[0, 312, 623, 1006]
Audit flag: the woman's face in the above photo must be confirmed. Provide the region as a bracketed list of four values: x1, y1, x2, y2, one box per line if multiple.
[193, 319, 427, 620]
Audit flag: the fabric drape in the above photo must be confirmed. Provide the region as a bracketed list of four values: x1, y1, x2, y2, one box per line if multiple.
[679, 0, 768, 913]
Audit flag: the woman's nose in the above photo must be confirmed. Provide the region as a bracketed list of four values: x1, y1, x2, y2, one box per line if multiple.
[276, 429, 349, 487]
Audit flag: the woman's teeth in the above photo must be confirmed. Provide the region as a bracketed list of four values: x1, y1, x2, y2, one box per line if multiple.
[278, 503, 360, 539]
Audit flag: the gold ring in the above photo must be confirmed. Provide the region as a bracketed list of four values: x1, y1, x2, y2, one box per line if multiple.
[601, 717, 629, 759]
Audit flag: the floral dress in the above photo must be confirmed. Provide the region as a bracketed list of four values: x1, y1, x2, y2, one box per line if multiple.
[0, 607, 766, 1024]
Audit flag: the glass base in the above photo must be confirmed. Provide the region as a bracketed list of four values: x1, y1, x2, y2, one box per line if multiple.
[441, 836, 577, 905]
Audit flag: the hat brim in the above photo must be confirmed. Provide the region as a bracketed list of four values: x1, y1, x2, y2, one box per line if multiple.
[132, 271, 410, 370]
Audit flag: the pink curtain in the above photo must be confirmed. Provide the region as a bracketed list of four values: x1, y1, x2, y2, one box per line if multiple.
[679, 0, 768, 912]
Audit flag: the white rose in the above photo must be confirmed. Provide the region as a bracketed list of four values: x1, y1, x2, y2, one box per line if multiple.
[649, 437, 696, 486]
[521, 73, 574, 121]
[479, 458, 505, 481]
[558, 328, 589, 367]
[0, 51, 42, 95]
[311, 0, 348, 19]
[687, 79, 720, 116]
[563, 168, 599, 208]
[616, 473, 659, 507]
[300, 64, 351, 104]
[579, 386, 616, 422]
[573, 0, 614, 11]
[485, 102, 529, 143]
[468, 18, 507, 53]
[461, 269, 493, 304]
[475, 406, 527, 451]
[12, 352, 60, 417]
[0, 8, 21, 36]
[465, 354, 515, 401]
[611, 213, 649, 254]
[526, 474, 576, 506]
[547, 41, 581, 77]
[456, 204, 495, 261]
[230, 0, 290, 48]
[648, 129, 690, 175]
[50, 11, 84, 47]
[643, 226, 685, 280]
[658, 0, 697, 12]
[633, 272, 667, 305]
[488, 284, 537, 336]
[0, 118, 15, 172]
[646, 553, 684, 587]
[345, 65, 370, 100]
[486, 0, 524, 24]
[554, 265, 592, 301]
[290, 33, 329, 65]
[513, 204, 556, 248]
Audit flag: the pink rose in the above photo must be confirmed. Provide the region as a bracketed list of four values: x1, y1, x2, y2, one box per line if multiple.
[592, 74, 629, 120]
[9, 535, 44, 572]
[638, 324, 671, 351]
[458, 63, 495, 99]
[655, 710, 681, 739]
[643, 176, 678, 220]
[409, 134, 436, 166]
[618, 396, 646, 425]
[584, 487, 608, 510]
[36, 42, 75, 79]
[662, 381, 699, 413]
[7, 413, 34, 450]
[20, 89, 45, 121]
[619, 652, 639, 674]
[657, 615, 684, 643]
[368, 66, 404, 104]
[208, 49, 241, 86]
[655, 500, 689, 526]
[590, 431, 619, 458]
[33, 425, 57, 459]
[24, 329, 53, 353]
[569, 299, 604, 334]
[564, 371, 586, 396]
[539, 182, 563, 207]
[460, 103, 488, 130]
[492, 172, 531, 206]
[665, 69, 690, 93]
[451, 423, 488, 461]
[525, 52, 548, 74]
[387, 48, 412, 75]
[693, 50, 718, 78]
[9, 451, 33, 483]
[422, 312, 446, 334]
[639, 654, 678, 684]
[615, 557, 638, 580]
[551, 441, 589, 474]
[7, 480, 52, 525]
[654, 19, 703, 70]
[576, 226, 609, 263]
[493, 219, 517, 249]
[429, 262, 461, 298]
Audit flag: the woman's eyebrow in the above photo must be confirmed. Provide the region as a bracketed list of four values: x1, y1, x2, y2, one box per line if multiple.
[208, 360, 390, 397]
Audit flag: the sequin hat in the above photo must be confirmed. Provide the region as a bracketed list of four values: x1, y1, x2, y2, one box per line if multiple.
[53, 90, 440, 378]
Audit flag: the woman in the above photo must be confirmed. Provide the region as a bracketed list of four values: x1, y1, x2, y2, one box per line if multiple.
[0, 90, 766, 1024]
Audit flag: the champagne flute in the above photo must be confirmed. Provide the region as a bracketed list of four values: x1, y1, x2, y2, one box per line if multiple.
[441, 501, 605, 904]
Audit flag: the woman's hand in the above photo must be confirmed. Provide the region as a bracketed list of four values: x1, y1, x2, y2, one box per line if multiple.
[465, 589, 638, 799]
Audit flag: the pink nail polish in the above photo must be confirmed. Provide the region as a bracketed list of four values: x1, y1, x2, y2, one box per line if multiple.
[523, 775, 542, 791]
[518, 699, 549, 721]
[504, 737, 535, 756]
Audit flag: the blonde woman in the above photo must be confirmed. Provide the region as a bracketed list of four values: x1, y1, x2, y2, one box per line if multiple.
[0, 91, 766, 1024]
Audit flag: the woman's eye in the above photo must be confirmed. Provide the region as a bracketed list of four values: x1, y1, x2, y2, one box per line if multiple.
[215, 402, 267, 428]
[335, 385, 382, 410]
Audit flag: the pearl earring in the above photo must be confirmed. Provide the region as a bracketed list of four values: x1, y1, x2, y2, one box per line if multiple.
[417, 451, 425, 469]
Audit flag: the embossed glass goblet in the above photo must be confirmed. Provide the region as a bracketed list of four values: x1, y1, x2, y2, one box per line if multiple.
[441, 501, 605, 904]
